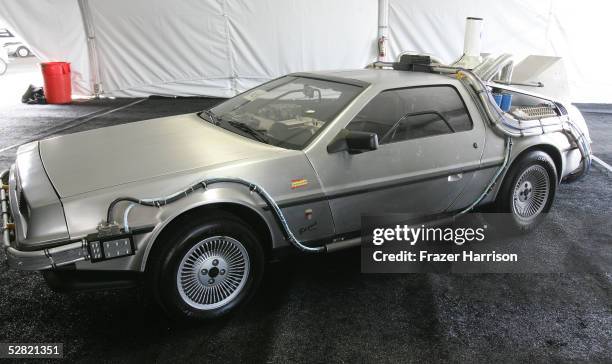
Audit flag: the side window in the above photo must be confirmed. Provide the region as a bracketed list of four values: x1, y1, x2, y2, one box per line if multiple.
[347, 85, 473, 144]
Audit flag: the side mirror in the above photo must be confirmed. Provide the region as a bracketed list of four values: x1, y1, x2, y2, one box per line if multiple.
[327, 129, 379, 154]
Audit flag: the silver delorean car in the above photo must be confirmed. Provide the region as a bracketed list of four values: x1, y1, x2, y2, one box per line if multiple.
[1, 57, 591, 320]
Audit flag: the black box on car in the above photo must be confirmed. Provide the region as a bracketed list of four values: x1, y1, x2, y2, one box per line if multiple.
[393, 54, 432, 73]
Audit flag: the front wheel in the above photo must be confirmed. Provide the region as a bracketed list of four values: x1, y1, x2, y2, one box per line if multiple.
[493, 150, 557, 233]
[148, 213, 265, 321]
[0, 60, 7, 75]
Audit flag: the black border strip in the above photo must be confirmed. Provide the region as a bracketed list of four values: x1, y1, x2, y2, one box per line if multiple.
[267, 163, 502, 210]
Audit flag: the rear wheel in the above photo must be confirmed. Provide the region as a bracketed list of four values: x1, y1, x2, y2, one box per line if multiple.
[148, 213, 264, 321]
[0, 59, 7, 75]
[493, 150, 557, 233]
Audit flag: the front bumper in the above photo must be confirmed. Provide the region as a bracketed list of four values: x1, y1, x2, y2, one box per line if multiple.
[2, 169, 143, 271]
[2, 169, 89, 270]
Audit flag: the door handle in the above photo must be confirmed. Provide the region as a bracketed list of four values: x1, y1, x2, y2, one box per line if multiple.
[447, 173, 463, 182]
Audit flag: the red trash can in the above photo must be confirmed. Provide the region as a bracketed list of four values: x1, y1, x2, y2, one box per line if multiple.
[41, 62, 72, 104]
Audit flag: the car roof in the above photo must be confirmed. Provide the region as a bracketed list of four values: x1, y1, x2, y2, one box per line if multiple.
[297, 69, 456, 89]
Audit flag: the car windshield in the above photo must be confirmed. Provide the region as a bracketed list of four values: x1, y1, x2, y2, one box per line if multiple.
[208, 76, 363, 149]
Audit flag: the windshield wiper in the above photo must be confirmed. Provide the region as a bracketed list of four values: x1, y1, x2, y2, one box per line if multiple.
[227, 120, 269, 144]
[197, 109, 220, 125]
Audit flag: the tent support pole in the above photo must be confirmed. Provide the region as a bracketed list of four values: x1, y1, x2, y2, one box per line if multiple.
[77, 0, 103, 98]
[377, 0, 389, 62]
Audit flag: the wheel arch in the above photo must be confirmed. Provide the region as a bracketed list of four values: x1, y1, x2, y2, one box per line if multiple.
[141, 201, 274, 272]
[488, 142, 563, 204]
[512, 143, 563, 183]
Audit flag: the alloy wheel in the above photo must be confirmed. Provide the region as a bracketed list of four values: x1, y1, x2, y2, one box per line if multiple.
[511, 165, 550, 221]
[176, 236, 250, 310]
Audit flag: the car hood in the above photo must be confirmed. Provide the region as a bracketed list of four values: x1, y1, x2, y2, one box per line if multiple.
[39, 113, 283, 198]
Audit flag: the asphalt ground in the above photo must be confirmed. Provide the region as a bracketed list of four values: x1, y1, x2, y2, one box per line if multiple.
[0, 97, 610, 363]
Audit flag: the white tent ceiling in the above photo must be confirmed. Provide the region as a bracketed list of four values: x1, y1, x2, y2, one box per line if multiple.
[0, 0, 610, 103]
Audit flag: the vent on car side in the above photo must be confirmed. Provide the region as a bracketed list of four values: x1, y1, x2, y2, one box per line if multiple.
[510, 105, 558, 120]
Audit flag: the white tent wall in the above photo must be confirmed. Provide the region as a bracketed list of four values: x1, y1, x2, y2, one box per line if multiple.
[387, 0, 612, 103]
[0, 0, 377, 98]
[0, 0, 92, 95]
[88, 0, 233, 97]
[1, 0, 610, 102]
[89, 0, 377, 97]
[547, 2, 612, 103]
[226, 1, 377, 92]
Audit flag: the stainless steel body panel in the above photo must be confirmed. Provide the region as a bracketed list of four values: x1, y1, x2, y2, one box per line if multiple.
[8, 143, 69, 249]
[39, 114, 287, 198]
[2, 69, 589, 274]
[306, 76, 487, 233]
[59, 149, 334, 244]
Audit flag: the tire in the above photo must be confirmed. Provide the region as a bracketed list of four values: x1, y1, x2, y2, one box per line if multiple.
[16, 46, 30, 57]
[147, 212, 265, 321]
[493, 150, 557, 233]
[0, 60, 6, 76]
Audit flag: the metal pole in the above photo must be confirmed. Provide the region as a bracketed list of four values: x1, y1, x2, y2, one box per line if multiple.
[77, 0, 103, 97]
[377, 0, 389, 62]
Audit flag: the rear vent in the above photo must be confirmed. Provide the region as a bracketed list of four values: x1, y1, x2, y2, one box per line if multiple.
[510, 105, 558, 121]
